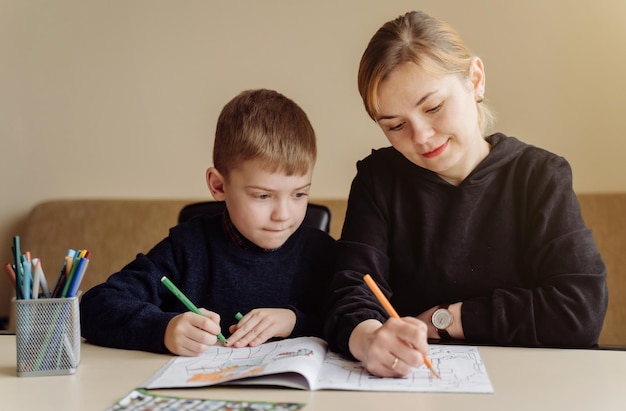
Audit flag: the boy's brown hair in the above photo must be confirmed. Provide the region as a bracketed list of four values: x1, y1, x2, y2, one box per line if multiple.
[213, 89, 316, 178]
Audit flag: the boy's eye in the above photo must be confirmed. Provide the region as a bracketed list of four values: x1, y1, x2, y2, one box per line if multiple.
[294, 192, 308, 199]
[256, 194, 270, 200]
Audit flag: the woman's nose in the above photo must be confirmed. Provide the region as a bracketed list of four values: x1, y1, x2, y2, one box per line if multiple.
[410, 118, 435, 145]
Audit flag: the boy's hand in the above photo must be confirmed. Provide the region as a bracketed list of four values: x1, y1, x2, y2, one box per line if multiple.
[226, 308, 296, 348]
[164, 308, 222, 356]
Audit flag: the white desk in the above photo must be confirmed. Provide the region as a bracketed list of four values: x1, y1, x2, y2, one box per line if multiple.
[1, 335, 625, 410]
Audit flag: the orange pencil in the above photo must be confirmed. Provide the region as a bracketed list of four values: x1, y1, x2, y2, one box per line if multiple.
[3, 263, 16, 286]
[363, 274, 440, 378]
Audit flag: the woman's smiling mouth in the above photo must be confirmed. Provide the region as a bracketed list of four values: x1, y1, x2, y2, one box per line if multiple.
[422, 139, 449, 159]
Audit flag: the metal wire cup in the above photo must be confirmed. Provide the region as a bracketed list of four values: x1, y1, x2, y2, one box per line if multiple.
[13, 296, 81, 376]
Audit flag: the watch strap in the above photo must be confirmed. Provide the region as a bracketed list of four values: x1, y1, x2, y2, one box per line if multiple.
[437, 328, 451, 340]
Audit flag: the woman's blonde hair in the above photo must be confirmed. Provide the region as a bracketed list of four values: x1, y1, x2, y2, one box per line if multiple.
[213, 89, 316, 177]
[358, 11, 495, 135]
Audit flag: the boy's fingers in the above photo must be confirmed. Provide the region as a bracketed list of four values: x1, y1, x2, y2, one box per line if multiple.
[186, 311, 222, 338]
[229, 320, 267, 347]
[198, 308, 220, 323]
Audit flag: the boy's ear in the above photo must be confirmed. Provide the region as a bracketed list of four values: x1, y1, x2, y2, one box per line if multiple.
[206, 167, 226, 201]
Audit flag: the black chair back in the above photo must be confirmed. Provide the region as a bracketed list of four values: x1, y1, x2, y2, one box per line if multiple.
[178, 201, 331, 233]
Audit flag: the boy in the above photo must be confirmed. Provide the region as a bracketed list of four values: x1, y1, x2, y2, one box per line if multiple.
[80, 89, 335, 356]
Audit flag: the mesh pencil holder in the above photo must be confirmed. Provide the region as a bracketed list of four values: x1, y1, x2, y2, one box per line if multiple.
[13, 296, 81, 377]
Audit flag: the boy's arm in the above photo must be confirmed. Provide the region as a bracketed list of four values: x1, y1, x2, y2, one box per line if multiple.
[81, 217, 219, 353]
[79, 224, 206, 354]
[79, 250, 178, 353]
[288, 305, 323, 337]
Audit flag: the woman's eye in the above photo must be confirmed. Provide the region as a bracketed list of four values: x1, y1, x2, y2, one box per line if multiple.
[427, 103, 443, 113]
[257, 194, 270, 200]
[389, 123, 404, 132]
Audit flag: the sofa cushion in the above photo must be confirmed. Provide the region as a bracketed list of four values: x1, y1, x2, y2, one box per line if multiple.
[578, 193, 626, 348]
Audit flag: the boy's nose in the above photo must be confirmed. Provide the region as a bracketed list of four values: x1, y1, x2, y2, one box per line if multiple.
[271, 200, 290, 221]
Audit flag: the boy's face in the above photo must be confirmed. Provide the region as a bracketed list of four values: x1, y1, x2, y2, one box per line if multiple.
[207, 159, 313, 250]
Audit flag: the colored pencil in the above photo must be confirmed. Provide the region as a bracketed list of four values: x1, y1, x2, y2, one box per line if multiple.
[363, 274, 440, 378]
[160, 276, 228, 344]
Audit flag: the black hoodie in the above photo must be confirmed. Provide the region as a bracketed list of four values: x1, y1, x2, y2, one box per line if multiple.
[325, 133, 607, 355]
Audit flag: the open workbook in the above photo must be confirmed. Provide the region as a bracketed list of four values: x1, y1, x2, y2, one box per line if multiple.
[142, 336, 493, 393]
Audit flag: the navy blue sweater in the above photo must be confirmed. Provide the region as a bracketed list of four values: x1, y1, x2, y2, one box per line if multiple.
[80, 213, 335, 353]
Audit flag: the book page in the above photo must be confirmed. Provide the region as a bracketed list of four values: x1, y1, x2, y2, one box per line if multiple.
[142, 337, 327, 390]
[142, 338, 493, 393]
[317, 345, 493, 393]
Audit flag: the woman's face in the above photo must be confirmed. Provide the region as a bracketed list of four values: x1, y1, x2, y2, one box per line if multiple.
[375, 60, 488, 185]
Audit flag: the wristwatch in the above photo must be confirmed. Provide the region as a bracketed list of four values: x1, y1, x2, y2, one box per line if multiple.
[431, 304, 453, 340]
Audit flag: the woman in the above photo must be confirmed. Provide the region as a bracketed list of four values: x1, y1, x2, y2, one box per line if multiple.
[324, 10, 607, 378]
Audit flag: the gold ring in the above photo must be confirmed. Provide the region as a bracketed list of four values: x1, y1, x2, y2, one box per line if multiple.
[391, 357, 399, 369]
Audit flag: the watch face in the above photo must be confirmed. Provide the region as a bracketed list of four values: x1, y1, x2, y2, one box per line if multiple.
[432, 308, 453, 330]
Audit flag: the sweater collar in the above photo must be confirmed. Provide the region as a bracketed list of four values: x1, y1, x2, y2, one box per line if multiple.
[221, 210, 281, 253]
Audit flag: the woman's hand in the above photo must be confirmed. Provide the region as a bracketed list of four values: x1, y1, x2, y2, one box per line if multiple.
[348, 317, 430, 377]
[226, 308, 296, 348]
[163, 308, 221, 356]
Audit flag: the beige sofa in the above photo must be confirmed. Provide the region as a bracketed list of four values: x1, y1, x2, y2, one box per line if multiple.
[11, 195, 626, 347]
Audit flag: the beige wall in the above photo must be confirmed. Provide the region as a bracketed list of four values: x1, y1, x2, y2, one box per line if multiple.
[1, 0, 626, 319]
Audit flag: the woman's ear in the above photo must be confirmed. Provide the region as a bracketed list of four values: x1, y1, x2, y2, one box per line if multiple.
[469, 57, 486, 98]
[206, 167, 226, 201]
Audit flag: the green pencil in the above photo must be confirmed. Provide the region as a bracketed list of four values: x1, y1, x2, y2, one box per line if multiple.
[160, 276, 228, 344]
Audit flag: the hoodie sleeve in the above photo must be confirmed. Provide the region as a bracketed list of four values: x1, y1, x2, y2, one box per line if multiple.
[462, 153, 608, 347]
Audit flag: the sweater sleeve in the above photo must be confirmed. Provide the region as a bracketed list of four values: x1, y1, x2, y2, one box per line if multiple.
[289, 230, 337, 339]
[79, 220, 209, 354]
[80, 243, 178, 353]
[462, 155, 608, 347]
[324, 163, 392, 356]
